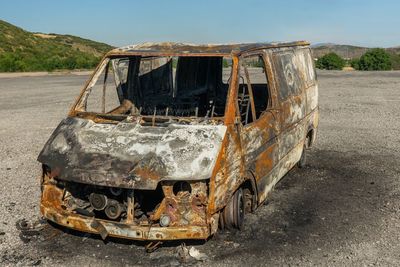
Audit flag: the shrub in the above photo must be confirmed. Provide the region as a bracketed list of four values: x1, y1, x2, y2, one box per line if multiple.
[0, 51, 101, 72]
[316, 53, 345, 70]
[358, 48, 392, 71]
[349, 58, 360, 70]
[0, 53, 18, 71]
[389, 53, 400, 70]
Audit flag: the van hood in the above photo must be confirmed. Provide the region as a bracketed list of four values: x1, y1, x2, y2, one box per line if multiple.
[38, 117, 226, 190]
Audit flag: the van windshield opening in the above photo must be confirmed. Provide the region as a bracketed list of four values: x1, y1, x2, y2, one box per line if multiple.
[79, 56, 232, 120]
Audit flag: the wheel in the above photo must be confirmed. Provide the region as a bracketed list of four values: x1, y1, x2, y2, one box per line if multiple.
[219, 187, 245, 230]
[243, 188, 254, 213]
[297, 143, 307, 168]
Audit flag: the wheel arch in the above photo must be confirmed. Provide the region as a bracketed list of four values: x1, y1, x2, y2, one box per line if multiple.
[306, 127, 316, 148]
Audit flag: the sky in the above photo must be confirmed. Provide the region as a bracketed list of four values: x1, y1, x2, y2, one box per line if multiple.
[1, 0, 399, 48]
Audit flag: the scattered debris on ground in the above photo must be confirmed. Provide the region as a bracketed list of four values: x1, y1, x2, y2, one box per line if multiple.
[16, 219, 47, 243]
[175, 243, 208, 263]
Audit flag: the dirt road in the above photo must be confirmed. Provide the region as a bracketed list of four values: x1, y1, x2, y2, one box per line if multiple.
[0, 71, 399, 266]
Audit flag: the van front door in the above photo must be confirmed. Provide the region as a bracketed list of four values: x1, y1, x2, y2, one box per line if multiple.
[239, 53, 280, 204]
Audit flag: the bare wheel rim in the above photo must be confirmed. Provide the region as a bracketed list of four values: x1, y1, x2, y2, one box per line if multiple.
[236, 188, 244, 229]
[220, 187, 245, 230]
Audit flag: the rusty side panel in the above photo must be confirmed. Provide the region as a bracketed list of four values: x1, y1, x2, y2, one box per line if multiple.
[241, 112, 280, 204]
[252, 47, 318, 203]
[224, 47, 319, 206]
[208, 46, 319, 214]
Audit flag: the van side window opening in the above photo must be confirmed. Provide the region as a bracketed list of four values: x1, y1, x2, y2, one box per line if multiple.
[238, 55, 270, 125]
[222, 58, 233, 84]
[85, 60, 121, 113]
[83, 56, 232, 119]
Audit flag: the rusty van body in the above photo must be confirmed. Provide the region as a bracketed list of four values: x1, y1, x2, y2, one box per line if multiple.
[38, 41, 319, 241]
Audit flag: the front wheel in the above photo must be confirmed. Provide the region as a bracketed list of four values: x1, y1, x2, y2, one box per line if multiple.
[219, 187, 245, 230]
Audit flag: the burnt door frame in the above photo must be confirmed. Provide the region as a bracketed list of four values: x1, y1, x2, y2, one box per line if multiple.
[237, 51, 280, 204]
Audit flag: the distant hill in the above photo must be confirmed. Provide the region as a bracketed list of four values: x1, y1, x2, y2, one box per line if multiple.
[311, 44, 369, 59]
[311, 43, 400, 59]
[0, 20, 114, 72]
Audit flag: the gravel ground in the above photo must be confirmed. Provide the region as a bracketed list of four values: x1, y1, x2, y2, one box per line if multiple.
[0, 71, 399, 266]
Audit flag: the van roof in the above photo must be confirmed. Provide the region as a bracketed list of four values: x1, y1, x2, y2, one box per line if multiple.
[109, 41, 310, 56]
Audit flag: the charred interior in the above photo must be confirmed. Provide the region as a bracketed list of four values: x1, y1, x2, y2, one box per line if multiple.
[80, 56, 232, 120]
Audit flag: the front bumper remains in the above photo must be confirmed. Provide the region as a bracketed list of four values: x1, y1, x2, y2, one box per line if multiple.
[40, 184, 211, 241]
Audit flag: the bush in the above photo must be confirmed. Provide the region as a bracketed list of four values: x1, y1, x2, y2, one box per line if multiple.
[0, 53, 17, 71]
[389, 53, 400, 70]
[350, 58, 360, 70]
[316, 53, 345, 70]
[0, 51, 101, 72]
[358, 48, 392, 70]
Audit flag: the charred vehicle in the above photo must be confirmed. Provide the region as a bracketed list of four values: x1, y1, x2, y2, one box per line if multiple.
[38, 41, 319, 241]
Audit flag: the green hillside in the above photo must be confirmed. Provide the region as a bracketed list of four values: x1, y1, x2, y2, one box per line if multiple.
[0, 20, 113, 72]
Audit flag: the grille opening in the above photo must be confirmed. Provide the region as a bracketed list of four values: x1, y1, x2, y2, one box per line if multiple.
[58, 180, 164, 224]
[173, 181, 192, 196]
[134, 185, 164, 223]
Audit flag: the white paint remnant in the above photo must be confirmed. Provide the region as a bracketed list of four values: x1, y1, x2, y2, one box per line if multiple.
[72, 118, 227, 181]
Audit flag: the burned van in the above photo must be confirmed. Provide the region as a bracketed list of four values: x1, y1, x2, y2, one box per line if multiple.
[38, 41, 318, 241]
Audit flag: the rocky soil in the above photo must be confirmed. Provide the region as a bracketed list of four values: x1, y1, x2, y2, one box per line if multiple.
[0, 71, 399, 266]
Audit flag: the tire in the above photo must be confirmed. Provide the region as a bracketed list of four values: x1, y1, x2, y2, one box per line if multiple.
[297, 143, 307, 168]
[219, 187, 245, 230]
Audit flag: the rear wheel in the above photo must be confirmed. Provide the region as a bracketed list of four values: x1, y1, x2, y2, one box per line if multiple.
[219, 187, 245, 230]
[297, 138, 309, 168]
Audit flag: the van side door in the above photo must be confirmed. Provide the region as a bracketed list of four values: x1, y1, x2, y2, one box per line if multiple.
[271, 49, 308, 172]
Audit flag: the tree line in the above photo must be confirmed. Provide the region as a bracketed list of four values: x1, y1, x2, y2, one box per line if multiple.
[316, 48, 398, 70]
